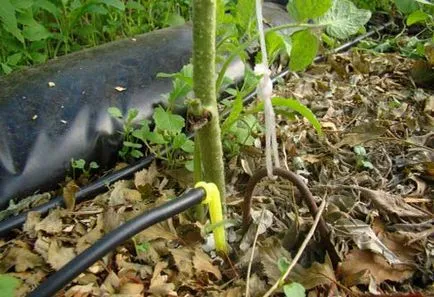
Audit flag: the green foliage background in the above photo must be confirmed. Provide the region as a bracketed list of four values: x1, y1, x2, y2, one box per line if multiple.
[0, 0, 190, 74]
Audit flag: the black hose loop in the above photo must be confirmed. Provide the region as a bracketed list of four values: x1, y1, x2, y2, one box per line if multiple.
[28, 187, 205, 297]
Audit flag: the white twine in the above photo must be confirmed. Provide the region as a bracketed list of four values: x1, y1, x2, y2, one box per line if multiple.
[255, 0, 280, 178]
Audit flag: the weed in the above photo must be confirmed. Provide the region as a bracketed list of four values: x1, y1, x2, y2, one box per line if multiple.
[353, 145, 374, 170]
[70, 158, 99, 179]
[108, 107, 143, 160]
[132, 106, 194, 169]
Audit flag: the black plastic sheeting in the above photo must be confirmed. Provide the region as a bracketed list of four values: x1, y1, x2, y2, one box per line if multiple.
[0, 26, 195, 209]
[0, 2, 292, 210]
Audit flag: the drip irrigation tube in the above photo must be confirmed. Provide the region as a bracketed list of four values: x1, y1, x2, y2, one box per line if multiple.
[27, 187, 206, 297]
[0, 21, 394, 237]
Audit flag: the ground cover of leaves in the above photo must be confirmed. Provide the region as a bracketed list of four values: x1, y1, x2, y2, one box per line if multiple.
[0, 50, 433, 297]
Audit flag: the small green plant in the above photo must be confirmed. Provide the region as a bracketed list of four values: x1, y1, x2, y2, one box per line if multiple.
[132, 106, 194, 169]
[108, 107, 143, 160]
[353, 145, 374, 170]
[70, 158, 99, 179]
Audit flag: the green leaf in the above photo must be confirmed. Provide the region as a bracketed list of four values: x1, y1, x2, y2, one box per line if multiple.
[130, 149, 144, 158]
[146, 131, 167, 145]
[273, 97, 322, 135]
[290, 30, 319, 72]
[1, 63, 13, 74]
[254, 97, 322, 135]
[33, 0, 61, 17]
[0, 0, 24, 43]
[125, 0, 144, 10]
[222, 92, 243, 133]
[353, 145, 366, 156]
[126, 108, 139, 123]
[157, 64, 193, 107]
[283, 282, 306, 297]
[100, 0, 124, 10]
[173, 133, 187, 149]
[287, 0, 332, 22]
[123, 141, 142, 149]
[317, 0, 371, 39]
[265, 31, 292, 64]
[10, 0, 32, 10]
[132, 120, 150, 143]
[0, 274, 22, 297]
[278, 257, 291, 274]
[72, 159, 86, 169]
[395, 0, 419, 14]
[406, 10, 430, 25]
[22, 22, 51, 41]
[181, 139, 195, 153]
[108, 107, 123, 118]
[6, 52, 22, 65]
[153, 107, 185, 134]
[236, 0, 255, 32]
[89, 161, 99, 169]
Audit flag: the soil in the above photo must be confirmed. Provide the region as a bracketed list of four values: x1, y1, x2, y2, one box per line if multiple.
[0, 49, 433, 297]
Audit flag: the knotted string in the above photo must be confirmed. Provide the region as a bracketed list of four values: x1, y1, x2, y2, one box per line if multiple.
[255, 0, 280, 178]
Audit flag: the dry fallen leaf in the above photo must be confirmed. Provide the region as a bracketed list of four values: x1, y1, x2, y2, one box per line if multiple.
[119, 282, 144, 295]
[148, 261, 176, 297]
[357, 187, 431, 218]
[135, 222, 177, 242]
[47, 240, 76, 270]
[340, 249, 414, 285]
[334, 218, 403, 265]
[170, 247, 194, 280]
[63, 180, 80, 210]
[0, 247, 43, 272]
[134, 162, 158, 189]
[76, 214, 104, 253]
[193, 248, 222, 281]
[34, 209, 64, 234]
[290, 254, 336, 290]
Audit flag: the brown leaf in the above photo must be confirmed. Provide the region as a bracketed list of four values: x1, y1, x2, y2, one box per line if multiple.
[0, 247, 43, 272]
[63, 180, 79, 211]
[76, 214, 104, 253]
[135, 222, 177, 242]
[339, 249, 414, 285]
[64, 283, 98, 297]
[134, 162, 158, 189]
[357, 187, 431, 218]
[47, 240, 76, 270]
[119, 282, 144, 295]
[258, 237, 292, 284]
[35, 209, 64, 234]
[23, 211, 41, 238]
[193, 248, 222, 280]
[148, 261, 176, 297]
[170, 247, 194, 280]
[290, 254, 336, 290]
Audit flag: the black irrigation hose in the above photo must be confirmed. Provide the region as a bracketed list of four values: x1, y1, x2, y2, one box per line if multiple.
[0, 21, 394, 237]
[0, 155, 155, 237]
[28, 187, 206, 297]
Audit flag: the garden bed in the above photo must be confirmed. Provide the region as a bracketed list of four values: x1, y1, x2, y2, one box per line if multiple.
[1, 49, 432, 296]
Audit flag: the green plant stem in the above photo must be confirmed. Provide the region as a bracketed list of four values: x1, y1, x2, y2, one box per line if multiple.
[193, 0, 226, 205]
[193, 134, 205, 222]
